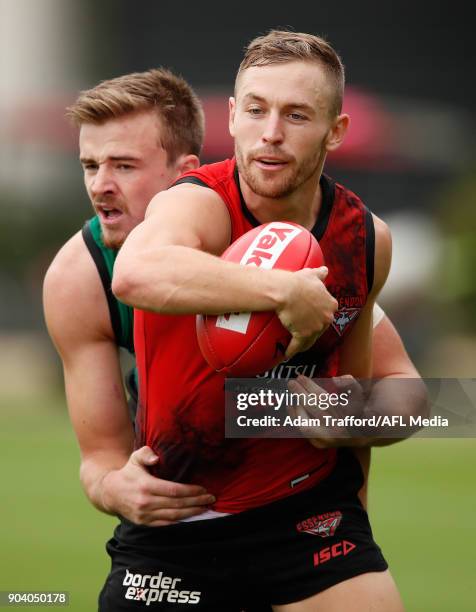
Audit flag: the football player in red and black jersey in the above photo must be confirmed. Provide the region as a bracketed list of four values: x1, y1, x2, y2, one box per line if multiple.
[112, 31, 426, 610]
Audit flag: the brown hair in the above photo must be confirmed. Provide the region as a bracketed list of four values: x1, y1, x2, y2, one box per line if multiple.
[66, 68, 204, 163]
[236, 30, 345, 117]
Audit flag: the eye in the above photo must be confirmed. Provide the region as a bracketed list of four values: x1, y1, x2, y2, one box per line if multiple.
[117, 163, 134, 170]
[289, 112, 307, 121]
[247, 106, 264, 116]
[83, 163, 98, 172]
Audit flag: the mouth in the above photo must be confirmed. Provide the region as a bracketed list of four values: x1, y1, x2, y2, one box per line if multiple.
[96, 205, 124, 224]
[253, 157, 290, 171]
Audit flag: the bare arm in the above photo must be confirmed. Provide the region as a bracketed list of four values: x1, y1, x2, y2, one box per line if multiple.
[290, 217, 427, 448]
[43, 233, 214, 524]
[354, 311, 428, 506]
[339, 216, 428, 445]
[359, 313, 429, 446]
[371, 314, 420, 379]
[113, 184, 337, 357]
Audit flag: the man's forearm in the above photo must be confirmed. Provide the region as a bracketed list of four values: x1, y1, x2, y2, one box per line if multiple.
[113, 244, 288, 314]
[79, 453, 128, 515]
[362, 375, 430, 446]
[300, 374, 429, 449]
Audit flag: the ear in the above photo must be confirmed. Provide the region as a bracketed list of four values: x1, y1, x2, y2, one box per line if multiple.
[228, 97, 236, 138]
[325, 113, 350, 152]
[175, 154, 200, 174]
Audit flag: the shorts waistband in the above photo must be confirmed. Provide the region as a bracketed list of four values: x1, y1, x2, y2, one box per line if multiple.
[115, 448, 363, 547]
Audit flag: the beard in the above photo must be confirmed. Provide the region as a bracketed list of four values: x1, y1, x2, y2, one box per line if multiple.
[101, 227, 127, 250]
[235, 143, 325, 199]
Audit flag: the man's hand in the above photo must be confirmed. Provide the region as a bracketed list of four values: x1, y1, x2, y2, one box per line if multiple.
[287, 375, 368, 448]
[277, 267, 338, 359]
[100, 446, 216, 526]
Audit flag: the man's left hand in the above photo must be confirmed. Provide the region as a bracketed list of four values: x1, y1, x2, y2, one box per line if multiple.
[287, 375, 369, 448]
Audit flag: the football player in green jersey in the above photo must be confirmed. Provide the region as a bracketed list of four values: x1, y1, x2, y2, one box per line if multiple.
[43, 69, 217, 524]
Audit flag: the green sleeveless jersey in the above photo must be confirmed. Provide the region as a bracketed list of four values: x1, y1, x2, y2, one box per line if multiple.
[81, 216, 134, 354]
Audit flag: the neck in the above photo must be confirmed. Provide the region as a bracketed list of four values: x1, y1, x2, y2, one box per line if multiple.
[238, 159, 326, 231]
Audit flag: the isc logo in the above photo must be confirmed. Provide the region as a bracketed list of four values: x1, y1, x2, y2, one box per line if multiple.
[313, 540, 356, 566]
[215, 223, 301, 334]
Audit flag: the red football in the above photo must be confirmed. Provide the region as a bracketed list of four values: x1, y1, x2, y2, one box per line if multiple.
[196, 221, 325, 376]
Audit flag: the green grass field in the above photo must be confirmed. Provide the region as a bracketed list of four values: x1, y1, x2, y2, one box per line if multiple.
[0, 395, 474, 611]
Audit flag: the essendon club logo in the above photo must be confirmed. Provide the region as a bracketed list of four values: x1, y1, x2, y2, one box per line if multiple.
[296, 511, 342, 537]
[332, 308, 360, 336]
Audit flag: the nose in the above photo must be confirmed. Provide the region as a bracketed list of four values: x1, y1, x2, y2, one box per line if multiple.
[261, 111, 284, 145]
[89, 165, 117, 198]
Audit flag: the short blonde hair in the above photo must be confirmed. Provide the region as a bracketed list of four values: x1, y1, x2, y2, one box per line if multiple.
[237, 30, 345, 117]
[66, 68, 204, 163]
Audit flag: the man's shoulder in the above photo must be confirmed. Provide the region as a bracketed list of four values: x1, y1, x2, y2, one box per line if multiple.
[331, 177, 367, 211]
[169, 157, 239, 226]
[45, 229, 98, 288]
[43, 229, 114, 345]
[174, 158, 235, 189]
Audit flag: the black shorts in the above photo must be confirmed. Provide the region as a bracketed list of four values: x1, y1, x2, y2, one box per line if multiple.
[98, 449, 387, 611]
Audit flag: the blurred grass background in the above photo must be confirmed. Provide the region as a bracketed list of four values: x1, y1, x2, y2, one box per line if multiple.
[1, 394, 474, 611]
